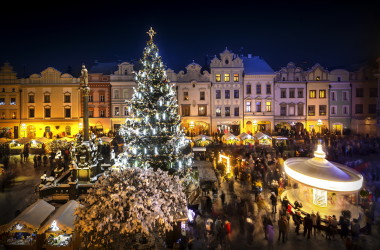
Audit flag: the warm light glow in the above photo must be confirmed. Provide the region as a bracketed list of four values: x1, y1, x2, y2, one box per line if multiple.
[51, 220, 59, 231]
[219, 154, 231, 173]
[317, 119, 322, 126]
[284, 163, 363, 192]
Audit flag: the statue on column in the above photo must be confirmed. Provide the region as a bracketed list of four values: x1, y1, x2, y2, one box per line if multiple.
[80, 64, 88, 86]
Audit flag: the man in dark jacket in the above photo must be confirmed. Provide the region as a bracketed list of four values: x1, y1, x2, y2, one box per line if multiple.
[303, 214, 313, 239]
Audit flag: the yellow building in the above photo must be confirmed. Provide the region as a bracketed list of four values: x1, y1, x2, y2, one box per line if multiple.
[19, 67, 81, 138]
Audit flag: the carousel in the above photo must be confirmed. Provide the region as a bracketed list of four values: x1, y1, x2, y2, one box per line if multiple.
[282, 141, 364, 221]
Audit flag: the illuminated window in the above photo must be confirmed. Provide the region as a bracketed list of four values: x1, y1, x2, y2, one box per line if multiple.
[308, 105, 315, 116]
[233, 74, 239, 82]
[114, 107, 120, 116]
[316, 76, 321, 81]
[266, 101, 272, 112]
[225, 107, 230, 116]
[216, 107, 221, 116]
[198, 105, 207, 116]
[246, 101, 251, 112]
[319, 90, 326, 98]
[11, 112, 16, 119]
[224, 74, 230, 82]
[0, 97, 5, 105]
[309, 90, 316, 98]
[10, 97, 16, 105]
[124, 107, 129, 116]
[183, 91, 189, 100]
[319, 105, 326, 115]
[215, 74, 221, 82]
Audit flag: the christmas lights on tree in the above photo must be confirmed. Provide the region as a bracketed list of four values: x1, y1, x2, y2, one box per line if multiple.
[118, 27, 192, 172]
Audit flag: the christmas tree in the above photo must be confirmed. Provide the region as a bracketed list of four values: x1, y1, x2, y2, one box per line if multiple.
[118, 28, 192, 172]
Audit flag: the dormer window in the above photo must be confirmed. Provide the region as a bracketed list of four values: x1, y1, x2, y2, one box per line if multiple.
[225, 59, 229, 64]
[316, 76, 321, 81]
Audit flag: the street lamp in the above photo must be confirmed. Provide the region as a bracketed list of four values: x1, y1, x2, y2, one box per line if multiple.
[317, 119, 322, 134]
[253, 120, 258, 133]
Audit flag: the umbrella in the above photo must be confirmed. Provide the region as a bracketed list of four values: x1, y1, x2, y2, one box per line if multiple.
[15, 138, 31, 144]
[100, 136, 113, 143]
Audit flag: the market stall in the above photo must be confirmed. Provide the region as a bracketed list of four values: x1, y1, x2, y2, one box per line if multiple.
[221, 132, 240, 145]
[271, 136, 288, 147]
[8, 140, 24, 155]
[0, 199, 55, 249]
[193, 135, 213, 147]
[253, 132, 272, 146]
[29, 140, 46, 155]
[38, 200, 80, 250]
[238, 132, 255, 145]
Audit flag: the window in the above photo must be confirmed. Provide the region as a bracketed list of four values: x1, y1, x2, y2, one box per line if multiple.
[0, 98, 4, 105]
[342, 105, 349, 115]
[256, 84, 261, 94]
[216, 107, 221, 116]
[234, 90, 239, 99]
[266, 84, 271, 94]
[100, 110, 106, 117]
[64, 107, 71, 118]
[114, 107, 120, 116]
[29, 107, 35, 118]
[246, 101, 251, 112]
[330, 106, 337, 115]
[44, 107, 51, 118]
[319, 105, 326, 115]
[200, 91, 205, 100]
[64, 93, 71, 103]
[44, 94, 50, 103]
[183, 91, 189, 101]
[319, 90, 326, 98]
[370, 88, 377, 98]
[297, 88, 304, 98]
[89, 110, 94, 117]
[215, 74, 221, 82]
[355, 104, 363, 114]
[28, 94, 35, 103]
[225, 90, 230, 99]
[216, 90, 221, 99]
[225, 107, 230, 116]
[11, 111, 16, 119]
[114, 90, 119, 99]
[100, 94, 105, 102]
[356, 88, 364, 97]
[234, 107, 239, 116]
[297, 104, 304, 116]
[124, 107, 129, 116]
[12, 88, 15, 92]
[256, 101, 262, 112]
[289, 105, 295, 115]
[289, 88, 295, 98]
[309, 90, 316, 98]
[337, 77, 341, 82]
[123, 89, 129, 99]
[368, 104, 376, 114]
[280, 89, 286, 98]
[0, 112, 4, 119]
[233, 74, 239, 82]
[88, 95, 93, 102]
[266, 101, 272, 112]
[316, 76, 321, 81]
[342, 91, 349, 101]
[246, 85, 251, 94]
[308, 105, 315, 116]
[181, 105, 190, 116]
[331, 91, 336, 101]
[280, 106, 287, 116]
[10, 97, 16, 105]
[198, 105, 207, 116]
[224, 74, 230, 82]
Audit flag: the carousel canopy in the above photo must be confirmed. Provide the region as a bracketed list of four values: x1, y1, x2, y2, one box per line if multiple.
[284, 143, 363, 192]
[0, 199, 55, 233]
[38, 200, 79, 234]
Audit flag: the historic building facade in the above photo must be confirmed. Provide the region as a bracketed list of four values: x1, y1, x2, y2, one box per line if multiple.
[274, 62, 306, 132]
[19, 67, 81, 138]
[243, 55, 275, 134]
[210, 49, 244, 135]
[175, 62, 211, 136]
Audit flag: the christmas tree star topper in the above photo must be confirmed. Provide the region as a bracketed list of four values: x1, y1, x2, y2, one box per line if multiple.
[147, 27, 156, 41]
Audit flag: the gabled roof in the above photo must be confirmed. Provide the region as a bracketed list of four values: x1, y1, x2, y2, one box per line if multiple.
[243, 56, 274, 75]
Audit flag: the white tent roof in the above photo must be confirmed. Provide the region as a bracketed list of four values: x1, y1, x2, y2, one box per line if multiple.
[38, 200, 79, 234]
[222, 132, 240, 141]
[0, 199, 55, 233]
[193, 135, 213, 141]
[238, 132, 253, 140]
[253, 132, 271, 140]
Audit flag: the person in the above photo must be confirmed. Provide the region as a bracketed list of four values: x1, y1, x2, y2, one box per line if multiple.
[262, 214, 269, 240]
[269, 192, 277, 214]
[246, 217, 254, 245]
[303, 214, 313, 239]
[311, 211, 317, 236]
[266, 219, 274, 250]
[339, 215, 349, 239]
[351, 219, 360, 242]
[329, 215, 338, 240]
[316, 212, 322, 234]
[278, 215, 288, 243]
[220, 191, 225, 206]
[214, 217, 223, 243]
[293, 211, 302, 235]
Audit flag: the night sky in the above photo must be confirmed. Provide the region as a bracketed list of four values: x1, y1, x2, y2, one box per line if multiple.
[1, 1, 379, 77]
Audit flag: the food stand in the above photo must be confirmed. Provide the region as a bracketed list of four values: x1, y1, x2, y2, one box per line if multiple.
[222, 133, 240, 145]
[253, 132, 272, 146]
[38, 200, 80, 250]
[193, 135, 213, 147]
[29, 140, 46, 155]
[0, 199, 55, 249]
[238, 133, 255, 145]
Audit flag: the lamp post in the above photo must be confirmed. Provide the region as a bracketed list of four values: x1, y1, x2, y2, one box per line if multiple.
[253, 120, 258, 133]
[317, 119, 322, 135]
[80, 65, 90, 141]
